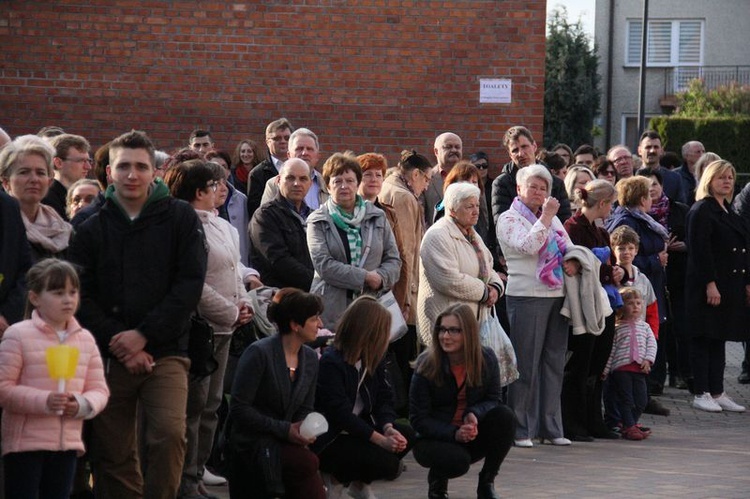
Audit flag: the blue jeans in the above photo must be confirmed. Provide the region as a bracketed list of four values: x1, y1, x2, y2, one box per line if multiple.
[610, 370, 648, 428]
[4, 450, 77, 499]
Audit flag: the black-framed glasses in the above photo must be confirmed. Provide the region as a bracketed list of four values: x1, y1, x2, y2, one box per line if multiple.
[474, 162, 489, 170]
[437, 326, 462, 336]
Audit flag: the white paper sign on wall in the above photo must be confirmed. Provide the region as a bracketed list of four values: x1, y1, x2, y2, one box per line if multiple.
[479, 78, 512, 104]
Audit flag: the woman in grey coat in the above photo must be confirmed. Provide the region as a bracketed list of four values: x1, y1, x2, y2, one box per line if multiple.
[307, 152, 401, 329]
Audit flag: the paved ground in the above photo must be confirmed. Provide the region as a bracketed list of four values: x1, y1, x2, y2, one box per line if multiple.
[207, 342, 750, 499]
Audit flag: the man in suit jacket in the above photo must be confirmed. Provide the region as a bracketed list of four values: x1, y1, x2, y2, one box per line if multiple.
[247, 118, 294, 218]
[636, 130, 687, 205]
[422, 132, 462, 226]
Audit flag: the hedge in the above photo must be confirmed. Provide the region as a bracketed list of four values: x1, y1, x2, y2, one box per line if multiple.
[649, 116, 750, 173]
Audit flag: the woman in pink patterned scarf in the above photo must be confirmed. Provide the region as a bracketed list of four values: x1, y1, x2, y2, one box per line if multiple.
[497, 164, 576, 448]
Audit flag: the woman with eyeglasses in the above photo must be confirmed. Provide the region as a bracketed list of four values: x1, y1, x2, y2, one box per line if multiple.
[594, 158, 619, 186]
[165, 159, 258, 498]
[410, 303, 515, 499]
[0, 135, 72, 263]
[307, 152, 401, 329]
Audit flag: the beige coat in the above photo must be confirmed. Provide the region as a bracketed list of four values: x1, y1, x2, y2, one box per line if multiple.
[417, 216, 503, 346]
[378, 174, 423, 325]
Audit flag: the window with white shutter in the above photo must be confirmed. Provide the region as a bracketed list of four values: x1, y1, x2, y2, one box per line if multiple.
[626, 19, 704, 67]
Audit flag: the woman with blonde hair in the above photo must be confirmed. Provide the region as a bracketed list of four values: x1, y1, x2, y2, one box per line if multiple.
[0, 135, 72, 262]
[685, 160, 749, 412]
[410, 303, 515, 499]
[562, 179, 622, 441]
[564, 165, 596, 212]
[314, 296, 415, 498]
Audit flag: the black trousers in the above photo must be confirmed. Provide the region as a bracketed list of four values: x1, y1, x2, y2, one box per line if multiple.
[690, 336, 726, 395]
[317, 422, 415, 484]
[412, 405, 515, 480]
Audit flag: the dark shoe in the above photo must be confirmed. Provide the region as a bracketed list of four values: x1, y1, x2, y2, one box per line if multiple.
[477, 481, 500, 499]
[428, 471, 449, 499]
[644, 397, 670, 416]
[649, 384, 664, 396]
[739, 371, 750, 384]
[568, 433, 594, 442]
[589, 424, 620, 440]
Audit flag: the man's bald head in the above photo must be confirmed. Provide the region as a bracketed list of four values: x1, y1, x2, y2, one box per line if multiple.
[279, 158, 313, 208]
[434, 132, 463, 171]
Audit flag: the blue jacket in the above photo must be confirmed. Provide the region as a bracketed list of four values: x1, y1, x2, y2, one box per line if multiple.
[0, 192, 32, 325]
[606, 206, 668, 322]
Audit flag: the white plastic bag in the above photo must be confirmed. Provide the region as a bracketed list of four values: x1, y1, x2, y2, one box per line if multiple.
[479, 309, 519, 387]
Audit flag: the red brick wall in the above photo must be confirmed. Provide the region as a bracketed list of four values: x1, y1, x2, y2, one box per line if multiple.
[0, 0, 546, 168]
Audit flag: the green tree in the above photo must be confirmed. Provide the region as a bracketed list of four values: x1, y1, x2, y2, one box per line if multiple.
[544, 8, 601, 149]
[675, 79, 750, 117]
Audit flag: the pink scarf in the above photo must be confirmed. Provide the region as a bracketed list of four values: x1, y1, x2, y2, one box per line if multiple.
[511, 196, 567, 289]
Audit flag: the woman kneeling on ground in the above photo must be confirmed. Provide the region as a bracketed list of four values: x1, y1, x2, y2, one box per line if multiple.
[226, 288, 326, 499]
[410, 304, 515, 499]
[313, 296, 415, 499]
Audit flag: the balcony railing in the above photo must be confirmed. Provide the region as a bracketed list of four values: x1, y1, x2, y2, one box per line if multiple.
[663, 65, 750, 96]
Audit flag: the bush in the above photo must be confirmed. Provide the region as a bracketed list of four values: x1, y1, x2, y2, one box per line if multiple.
[675, 80, 750, 117]
[649, 116, 750, 173]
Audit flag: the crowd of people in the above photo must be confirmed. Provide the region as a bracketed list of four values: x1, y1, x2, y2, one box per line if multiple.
[0, 120, 748, 499]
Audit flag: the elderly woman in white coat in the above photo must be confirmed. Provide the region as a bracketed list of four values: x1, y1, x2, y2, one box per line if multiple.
[307, 152, 401, 329]
[164, 159, 258, 497]
[497, 164, 575, 448]
[417, 183, 504, 346]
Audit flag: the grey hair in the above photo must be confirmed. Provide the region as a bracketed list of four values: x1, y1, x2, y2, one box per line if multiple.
[0, 134, 55, 180]
[516, 164, 552, 193]
[444, 182, 480, 213]
[289, 127, 319, 151]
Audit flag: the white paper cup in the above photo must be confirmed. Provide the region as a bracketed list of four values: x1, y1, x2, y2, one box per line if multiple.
[300, 411, 328, 439]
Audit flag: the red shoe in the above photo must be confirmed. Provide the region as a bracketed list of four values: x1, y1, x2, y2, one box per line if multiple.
[621, 425, 645, 441]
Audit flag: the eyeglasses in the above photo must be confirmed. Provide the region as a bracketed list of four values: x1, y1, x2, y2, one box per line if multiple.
[437, 326, 462, 336]
[206, 182, 218, 192]
[474, 162, 489, 170]
[612, 155, 631, 163]
[602, 170, 616, 176]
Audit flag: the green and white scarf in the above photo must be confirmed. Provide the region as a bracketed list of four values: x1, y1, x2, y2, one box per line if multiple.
[327, 196, 367, 265]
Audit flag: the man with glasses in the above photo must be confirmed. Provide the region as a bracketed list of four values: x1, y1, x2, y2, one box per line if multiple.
[423, 132, 463, 225]
[247, 117, 294, 218]
[43, 133, 91, 220]
[260, 127, 329, 210]
[607, 145, 635, 180]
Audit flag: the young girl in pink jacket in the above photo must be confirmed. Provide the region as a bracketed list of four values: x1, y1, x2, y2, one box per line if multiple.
[0, 259, 109, 499]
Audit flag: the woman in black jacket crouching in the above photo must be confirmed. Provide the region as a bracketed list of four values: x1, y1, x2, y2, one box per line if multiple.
[410, 304, 515, 499]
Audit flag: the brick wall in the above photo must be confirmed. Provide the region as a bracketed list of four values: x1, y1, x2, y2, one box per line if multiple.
[0, 0, 546, 168]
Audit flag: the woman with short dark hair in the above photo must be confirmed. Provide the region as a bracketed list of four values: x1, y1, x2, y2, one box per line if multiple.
[307, 152, 401, 329]
[227, 288, 326, 498]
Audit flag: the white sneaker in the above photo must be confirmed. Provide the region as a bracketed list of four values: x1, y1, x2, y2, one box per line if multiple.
[514, 438, 533, 448]
[714, 393, 746, 412]
[692, 392, 722, 412]
[348, 481, 377, 499]
[322, 472, 344, 499]
[201, 468, 227, 486]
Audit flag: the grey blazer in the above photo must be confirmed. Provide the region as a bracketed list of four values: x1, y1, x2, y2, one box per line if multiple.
[307, 201, 401, 328]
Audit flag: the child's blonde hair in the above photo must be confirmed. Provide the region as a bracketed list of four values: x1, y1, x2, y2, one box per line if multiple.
[616, 286, 642, 321]
[24, 259, 80, 319]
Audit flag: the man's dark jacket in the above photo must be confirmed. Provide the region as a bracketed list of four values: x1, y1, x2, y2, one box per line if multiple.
[68, 181, 207, 360]
[246, 158, 278, 219]
[249, 194, 314, 291]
